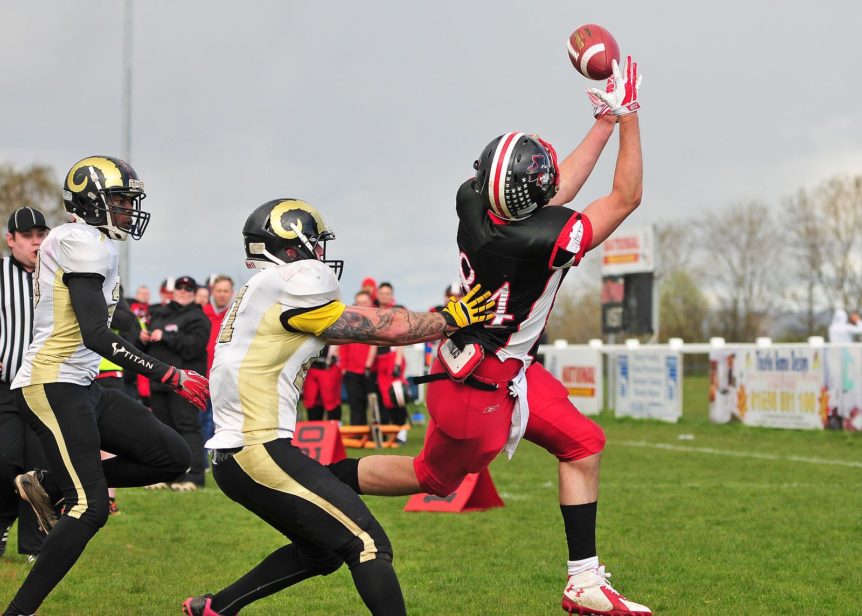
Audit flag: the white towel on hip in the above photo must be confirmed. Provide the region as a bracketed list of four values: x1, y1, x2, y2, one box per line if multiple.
[503, 366, 529, 459]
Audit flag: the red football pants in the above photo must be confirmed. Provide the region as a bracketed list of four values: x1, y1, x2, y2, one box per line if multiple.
[414, 358, 606, 496]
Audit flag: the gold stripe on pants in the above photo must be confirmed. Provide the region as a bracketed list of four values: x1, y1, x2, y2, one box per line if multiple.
[22, 384, 88, 519]
[234, 443, 378, 563]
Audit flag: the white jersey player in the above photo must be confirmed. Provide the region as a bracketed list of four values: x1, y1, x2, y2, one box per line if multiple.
[183, 198, 494, 616]
[206, 258, 342, 449]
[6, 155, 208, 616]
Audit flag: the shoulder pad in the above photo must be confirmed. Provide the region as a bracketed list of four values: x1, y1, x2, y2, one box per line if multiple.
[53, 224, 111, 275]
[278, 260, 341, 299]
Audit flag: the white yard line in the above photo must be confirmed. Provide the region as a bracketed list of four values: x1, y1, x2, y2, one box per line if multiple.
[618, 440, 862, 469]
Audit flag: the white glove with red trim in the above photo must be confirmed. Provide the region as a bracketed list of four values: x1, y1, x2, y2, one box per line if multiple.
[587, 56, 642, 117]
[587, 87, 611, 118]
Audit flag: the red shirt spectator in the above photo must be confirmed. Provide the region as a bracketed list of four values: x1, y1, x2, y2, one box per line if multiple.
[202, 275, 235, 376]
[340, 291, 376, 426]
[339, 342, 372, 376]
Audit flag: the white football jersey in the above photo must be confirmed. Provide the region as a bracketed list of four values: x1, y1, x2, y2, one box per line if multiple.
[206, 259, 345, 449]
[12, 222, 120, 388]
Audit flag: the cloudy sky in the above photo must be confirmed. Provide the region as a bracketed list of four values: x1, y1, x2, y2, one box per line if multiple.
[2, 1, 860, 309]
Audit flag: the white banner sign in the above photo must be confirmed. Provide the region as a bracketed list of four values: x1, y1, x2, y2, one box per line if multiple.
[600, 225, 655, 276]
[614, 350, 682, 422]
[822, 346, 862, 431]
[709, 347, 825, 430]
[540, 346, 603, 415]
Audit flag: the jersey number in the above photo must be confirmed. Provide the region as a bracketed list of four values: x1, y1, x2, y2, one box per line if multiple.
[218, 286, 248, 344]
[459, 252, 514, 327]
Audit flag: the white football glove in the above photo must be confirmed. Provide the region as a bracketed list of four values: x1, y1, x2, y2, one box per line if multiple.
[587, 56, 642, 116]
[586, 87, 612, 118]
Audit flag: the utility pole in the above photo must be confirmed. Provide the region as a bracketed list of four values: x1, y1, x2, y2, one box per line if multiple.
[120, 0, 134, 288]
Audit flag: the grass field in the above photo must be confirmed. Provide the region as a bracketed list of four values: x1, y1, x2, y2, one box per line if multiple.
[0, 375, 860, 615]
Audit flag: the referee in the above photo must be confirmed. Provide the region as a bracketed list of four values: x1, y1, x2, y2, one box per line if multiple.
[0, 207, 50, 561]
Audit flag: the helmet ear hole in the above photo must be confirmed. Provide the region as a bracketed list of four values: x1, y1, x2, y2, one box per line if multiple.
[285, 247, 299, 261]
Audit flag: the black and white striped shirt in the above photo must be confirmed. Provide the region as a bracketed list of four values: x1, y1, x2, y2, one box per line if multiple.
[0, 256, 35, 383]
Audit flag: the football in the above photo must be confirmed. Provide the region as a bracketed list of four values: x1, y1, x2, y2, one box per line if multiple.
[567, 24, 620, 80]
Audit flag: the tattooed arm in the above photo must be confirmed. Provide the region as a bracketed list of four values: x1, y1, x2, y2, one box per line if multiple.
[320, 283, 496, 344]
[322, 306, 452, 345]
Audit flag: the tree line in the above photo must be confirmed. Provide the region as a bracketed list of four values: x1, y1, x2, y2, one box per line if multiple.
[547, 174, 862, 344]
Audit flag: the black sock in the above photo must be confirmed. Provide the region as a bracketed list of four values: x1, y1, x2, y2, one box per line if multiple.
[212, 544, 318, 615]
[560, 502, 598, 561]
[326, 405, 342, 422]
[327, 458, 362, 494]
[350, 558, 406, 616]
[306, 406, 324, 421]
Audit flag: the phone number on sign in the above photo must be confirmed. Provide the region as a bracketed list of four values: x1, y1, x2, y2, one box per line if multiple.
[749, 390, 817, 413]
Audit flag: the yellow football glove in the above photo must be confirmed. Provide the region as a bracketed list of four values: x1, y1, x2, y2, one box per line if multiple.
[441, 284, 495, 328]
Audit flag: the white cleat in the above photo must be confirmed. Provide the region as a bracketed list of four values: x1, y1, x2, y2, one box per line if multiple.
[562, 565, 651, 615]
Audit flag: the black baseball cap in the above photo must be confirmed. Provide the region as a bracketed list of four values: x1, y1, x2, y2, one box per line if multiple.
[174, 276, 198, 290]
[8, 207, 49, 233]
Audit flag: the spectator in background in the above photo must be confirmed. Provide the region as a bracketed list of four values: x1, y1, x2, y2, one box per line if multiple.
[157, 278, 174, 306]
[201, 275, 234, 458]
[128, 286, 153, 403]
[0, 207, 50, 562]
[302, 345, 343, 421]
[368, 282, 409, 432]
[431, 281, 464, 313]
[339, 291, 375, 425]
[828, 308, 862, 343]
[129, 285, 150, 312]
[360, 276, 378, 305]
[195, 286, 210, 306]
[377, 282, 394, 309]
[142, 275, 210, 491]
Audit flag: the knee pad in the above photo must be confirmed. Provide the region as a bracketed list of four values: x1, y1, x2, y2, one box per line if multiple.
[413, 457, 463, 497]
[339, 518, 393, 569]
[77, 492, 110, 530]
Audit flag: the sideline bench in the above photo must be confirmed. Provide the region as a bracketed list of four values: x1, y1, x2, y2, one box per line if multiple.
[339, 424, 410, 449]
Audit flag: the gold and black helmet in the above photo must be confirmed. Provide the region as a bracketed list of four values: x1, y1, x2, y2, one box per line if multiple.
[242, 198, 343, 278]
[62, 155, 149, 240]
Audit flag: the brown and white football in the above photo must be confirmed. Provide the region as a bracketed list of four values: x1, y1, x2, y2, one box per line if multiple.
[567, 24, 620, 81]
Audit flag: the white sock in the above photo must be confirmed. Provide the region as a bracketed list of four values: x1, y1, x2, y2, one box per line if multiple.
[567, 556, 599, 576]
[397, 428, 408, 441]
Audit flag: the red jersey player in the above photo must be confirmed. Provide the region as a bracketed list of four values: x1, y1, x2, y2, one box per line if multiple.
[332, 57, 650, 615]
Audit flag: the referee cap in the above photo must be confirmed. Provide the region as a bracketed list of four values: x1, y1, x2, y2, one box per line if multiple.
[8, 207, 49, 233]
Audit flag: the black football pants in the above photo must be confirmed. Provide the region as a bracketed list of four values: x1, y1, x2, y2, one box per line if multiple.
[5, 382, 190, 615]
[0, 382, 47, 556]
[344, 372, 370, 426]
[208, 438, 406, 616]
[150, 389, 205, 485]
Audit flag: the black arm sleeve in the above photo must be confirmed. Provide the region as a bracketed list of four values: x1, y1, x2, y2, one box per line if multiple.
[66, 275, 172, 381]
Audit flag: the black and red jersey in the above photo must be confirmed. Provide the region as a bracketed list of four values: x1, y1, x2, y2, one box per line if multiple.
[454, 180, 593, 362]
